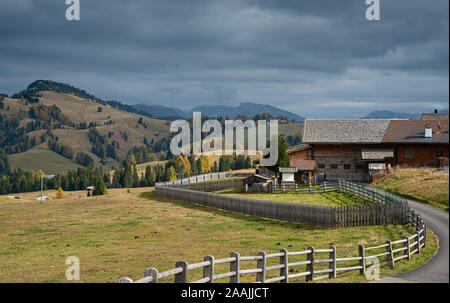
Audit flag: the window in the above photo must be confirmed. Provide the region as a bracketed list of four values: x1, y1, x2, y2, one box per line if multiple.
[405, 149, 414, 159]
[356, 163, 365, 170]
[318, 163, 325, 169]
[330, 164, 338, 169]
[343, 164, 351, 170]
[435, 150, 444, 158]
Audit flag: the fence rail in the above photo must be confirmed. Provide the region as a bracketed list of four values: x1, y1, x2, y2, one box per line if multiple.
[118, 210, 426, 283]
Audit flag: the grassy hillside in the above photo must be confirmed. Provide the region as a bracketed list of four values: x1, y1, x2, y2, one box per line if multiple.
[372, 168, 449, 211]
[1, 81, 303, 175]
[1, 91, 171, 172]
[9, 146, 83, 174]
[0, 188, 437, 283]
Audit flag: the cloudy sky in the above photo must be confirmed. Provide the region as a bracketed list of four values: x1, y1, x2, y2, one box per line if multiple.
[0, 0, 448, 118]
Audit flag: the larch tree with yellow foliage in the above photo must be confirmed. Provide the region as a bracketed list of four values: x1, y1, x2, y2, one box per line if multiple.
[167, 166, 177, 181]
[200, 155, 210, 174]
[56, 186, 66, 199]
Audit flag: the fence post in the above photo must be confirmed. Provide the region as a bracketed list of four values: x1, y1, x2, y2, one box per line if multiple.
[423, 223, 427, 248]
[329, 245, 336, 279]
[306, 246, 315, 282]
[230, 252, 240, 283]
[324, 181, 327, 192]
[280, 248, 289, 283]
[144, 268, 159, 283]
[416, 232, 421, 254]
[203, 255, 214, 283]
[309, 182, 312, 194]
[358, 244, 365, 275]
[403, 236, 411, 260]
[174, 261, 188, 283]
[385, 240, 394, 269]
[256, 251, 266, 283]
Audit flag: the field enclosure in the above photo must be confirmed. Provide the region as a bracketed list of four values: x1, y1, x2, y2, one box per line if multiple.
[0, 187, 437, 283]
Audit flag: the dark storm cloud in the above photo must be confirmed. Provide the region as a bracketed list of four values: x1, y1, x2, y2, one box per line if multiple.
[0, 0, 448, 118]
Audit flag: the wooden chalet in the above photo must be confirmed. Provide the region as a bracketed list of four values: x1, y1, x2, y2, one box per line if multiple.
[382, 119, 449, 167]
[285, 113, 449, 183]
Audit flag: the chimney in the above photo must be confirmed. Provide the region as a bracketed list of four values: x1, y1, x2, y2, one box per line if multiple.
[425, 126, 433, 138]
[434, 109, 438, 114]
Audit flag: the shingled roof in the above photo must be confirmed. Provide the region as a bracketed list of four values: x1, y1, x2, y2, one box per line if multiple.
[382, 120, 449, 144]
[421, 113, 449, 120]
[302, 119, 391, 144]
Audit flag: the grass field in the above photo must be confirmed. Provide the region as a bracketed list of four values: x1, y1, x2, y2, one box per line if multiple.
[0, 188, 437, 283]
[217, 188, 372, 207]
[8, 146, 83, 174]
[372, 168, 449, 211]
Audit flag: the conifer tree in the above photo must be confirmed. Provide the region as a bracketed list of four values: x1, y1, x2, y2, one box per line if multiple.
[93, 176, 108, 196]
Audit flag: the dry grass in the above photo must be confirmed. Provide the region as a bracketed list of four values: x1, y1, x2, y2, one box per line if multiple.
[0, 188, 437, 283]
[372, 168, 449, 211]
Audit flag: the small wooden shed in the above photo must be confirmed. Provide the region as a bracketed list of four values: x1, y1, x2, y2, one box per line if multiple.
[243, 174, 272, 193]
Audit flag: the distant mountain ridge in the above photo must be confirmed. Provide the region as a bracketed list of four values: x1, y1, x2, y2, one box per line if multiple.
[132, 104, 185, 120]
[360, 110, 449, 120]
[133, 102, 305, 122]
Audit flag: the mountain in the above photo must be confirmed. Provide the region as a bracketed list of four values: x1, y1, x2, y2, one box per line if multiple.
[132, 104, 185, 120]
[361, 110, 415, 120]
[188, 102, 304, 122]
[1, 80, 170, 174]
[361, 110, 449, 120]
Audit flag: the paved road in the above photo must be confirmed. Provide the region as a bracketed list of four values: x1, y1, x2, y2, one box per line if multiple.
[376, 200, 449, 283]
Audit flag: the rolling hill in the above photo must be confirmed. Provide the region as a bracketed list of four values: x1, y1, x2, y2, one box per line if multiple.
[1, 81, 171, 173]
[1, 80, 304, 175]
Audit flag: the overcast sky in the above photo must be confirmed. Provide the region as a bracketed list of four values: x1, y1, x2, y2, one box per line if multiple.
[0, 0, 448, 118]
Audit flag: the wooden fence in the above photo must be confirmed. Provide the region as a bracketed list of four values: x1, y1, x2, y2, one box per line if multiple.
[177, 178, 244, 192]
[156, 185, 337, 228]
[156, 178, 409, 228]
[338, 180, 409, 205]
[118, 209, 426, 283]
[314, 172, 372, 183]
[335, 203, 408, 228]
[274, 181, 339, 194]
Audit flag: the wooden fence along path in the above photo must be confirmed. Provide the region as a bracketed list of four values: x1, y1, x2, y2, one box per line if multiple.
[155, 175, 408, 228]
[118, 210, 427, 283]
[274, 181, 340, 194]
[338, 180, 409, 205]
